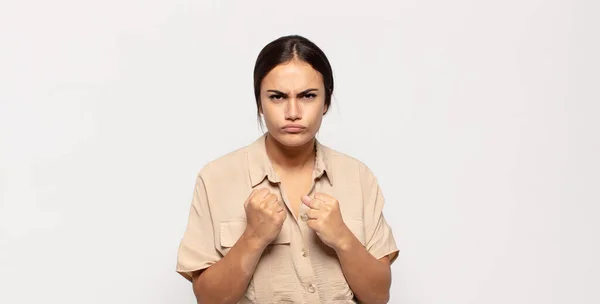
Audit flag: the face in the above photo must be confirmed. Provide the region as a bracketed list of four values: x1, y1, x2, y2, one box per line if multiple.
[259, 59, 328, 148]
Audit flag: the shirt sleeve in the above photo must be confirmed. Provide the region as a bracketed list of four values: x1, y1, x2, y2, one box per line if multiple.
[360, 163, 400, 264]
[176, 174, 221, 282]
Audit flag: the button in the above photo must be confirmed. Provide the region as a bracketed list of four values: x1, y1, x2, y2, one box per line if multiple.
[301, 249, 308, 257]
[300, 213, 308, 221]
[307, 284, 316, 293]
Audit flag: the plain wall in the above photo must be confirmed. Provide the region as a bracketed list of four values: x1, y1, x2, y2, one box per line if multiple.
[1, 0, 599, 303]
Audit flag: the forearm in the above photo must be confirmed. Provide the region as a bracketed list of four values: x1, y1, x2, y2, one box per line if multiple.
[193, 232, 266, 304]
[335, 235, 391, 304]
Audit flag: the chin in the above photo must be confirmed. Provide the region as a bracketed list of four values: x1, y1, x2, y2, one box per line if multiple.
[271, 131, 312, 148]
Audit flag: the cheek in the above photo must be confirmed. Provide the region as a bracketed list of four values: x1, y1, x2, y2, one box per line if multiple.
[307, 101, 326, 118]
[259, 100, 272, 115]
[260, 105, 279, 125]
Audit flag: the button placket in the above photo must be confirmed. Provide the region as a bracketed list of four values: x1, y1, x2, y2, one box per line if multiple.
[290, 175, 322, 301]
[301, 248, 308, 257]
[290, 205, 321, 301]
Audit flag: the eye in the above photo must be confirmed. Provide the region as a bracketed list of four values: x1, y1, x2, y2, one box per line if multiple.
[302, 93, 317, 100]
[268, 95, 284, 101]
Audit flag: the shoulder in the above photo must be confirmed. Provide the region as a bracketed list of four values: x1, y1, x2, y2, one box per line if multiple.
[321, 144, 377, 182]
[195, 143, 252, 183]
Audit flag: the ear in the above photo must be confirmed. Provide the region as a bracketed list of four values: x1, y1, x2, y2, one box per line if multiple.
[323, 104, 329, 115]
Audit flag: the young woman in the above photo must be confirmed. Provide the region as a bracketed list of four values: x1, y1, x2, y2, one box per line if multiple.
[176, 35, 399, 304]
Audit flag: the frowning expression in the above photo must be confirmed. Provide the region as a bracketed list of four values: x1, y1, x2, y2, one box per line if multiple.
[259, 59, 328, 147]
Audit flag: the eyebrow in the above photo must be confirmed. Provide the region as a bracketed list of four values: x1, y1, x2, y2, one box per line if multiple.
[266, 88, 319, 97]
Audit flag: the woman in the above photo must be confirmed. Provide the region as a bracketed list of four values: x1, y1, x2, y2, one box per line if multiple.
[176, 35, 399, 304]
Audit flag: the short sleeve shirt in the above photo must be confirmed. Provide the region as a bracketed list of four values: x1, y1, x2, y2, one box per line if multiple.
[176, 133, 399, 303]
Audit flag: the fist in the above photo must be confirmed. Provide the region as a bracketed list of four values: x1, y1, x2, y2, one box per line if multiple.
[244, 188, 287, 248]
[301, 193, 353, 251]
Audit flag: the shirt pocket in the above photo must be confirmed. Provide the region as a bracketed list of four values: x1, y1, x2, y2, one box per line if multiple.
[219, 220, 294, 303]
[219, 220, 292, 253]
[219, 220, 246, 252]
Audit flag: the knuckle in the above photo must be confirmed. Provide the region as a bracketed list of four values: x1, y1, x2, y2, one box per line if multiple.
[249, 189, 261, 198]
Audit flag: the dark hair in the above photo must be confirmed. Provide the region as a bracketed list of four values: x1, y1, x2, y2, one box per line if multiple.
[253, 35, 334, 127]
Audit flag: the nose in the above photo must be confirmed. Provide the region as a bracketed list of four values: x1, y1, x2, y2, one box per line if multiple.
[285, 98, 301, 121]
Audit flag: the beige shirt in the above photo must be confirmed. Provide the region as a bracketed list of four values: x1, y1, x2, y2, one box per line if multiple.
[176, 133, 399, 303]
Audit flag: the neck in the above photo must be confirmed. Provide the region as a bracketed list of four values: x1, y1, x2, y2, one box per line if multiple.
[265, 133, 315, 171]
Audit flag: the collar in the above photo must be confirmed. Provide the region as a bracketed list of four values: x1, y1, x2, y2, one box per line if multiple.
[246, 133, 333, 187]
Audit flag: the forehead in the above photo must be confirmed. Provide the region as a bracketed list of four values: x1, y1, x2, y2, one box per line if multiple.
[261, 60, 324, 91]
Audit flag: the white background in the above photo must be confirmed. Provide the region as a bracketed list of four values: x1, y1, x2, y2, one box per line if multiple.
[1, 0, 599, 303]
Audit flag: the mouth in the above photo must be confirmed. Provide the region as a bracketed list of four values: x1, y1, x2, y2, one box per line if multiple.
[282, 124, 306, 133]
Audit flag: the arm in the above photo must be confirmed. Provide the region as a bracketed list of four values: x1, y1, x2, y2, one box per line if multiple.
[192, 231, 266, 304]
[190, 188, 286, 304]
[301, 164, 398, 304]
[335, 231, 392, 304]
[302, 193, 394, 304]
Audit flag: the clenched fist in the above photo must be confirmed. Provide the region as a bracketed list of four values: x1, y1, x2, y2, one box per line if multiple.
[244, 188, 287, 249]
[301, 193, 353, 251]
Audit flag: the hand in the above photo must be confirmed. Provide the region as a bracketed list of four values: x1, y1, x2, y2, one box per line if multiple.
[301, 193, 354, 251]
[243, 188, 287, 249]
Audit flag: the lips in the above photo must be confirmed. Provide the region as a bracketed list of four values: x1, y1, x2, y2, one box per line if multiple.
[282, 124, 306, 133]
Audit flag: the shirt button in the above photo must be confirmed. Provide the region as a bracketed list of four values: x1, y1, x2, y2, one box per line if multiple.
[301, 249, 308, 257]
[300, 213, 309, 221]
[307, 284, 316, 293]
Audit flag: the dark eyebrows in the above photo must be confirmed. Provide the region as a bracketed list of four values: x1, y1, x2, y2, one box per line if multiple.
[266, 88, 319, 97]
